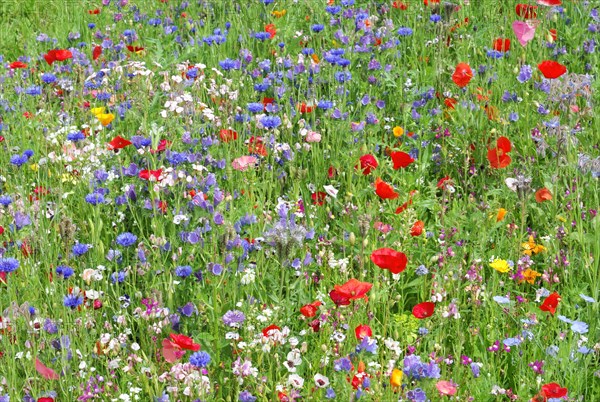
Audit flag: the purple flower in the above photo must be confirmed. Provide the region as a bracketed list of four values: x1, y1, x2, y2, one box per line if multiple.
[222, 310, 246, 327]
[238, 391, 256, 402]
[517, 64, 532, 83]
[333, 357, 352, 372]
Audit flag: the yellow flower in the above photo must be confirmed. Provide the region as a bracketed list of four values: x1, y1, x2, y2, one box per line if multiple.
[393, 126, 404, 137]
[90, 107, 106, 117]
[271, 9, 286, 18]
[489, 259, 511, 273]
[390, 368, 403, 387]
[96, 113, 115, 126]
[521, 235, 545, 255]
[520, 268, 541, 285]
[30, 163, 39, 172]
[496, 208, 507, 222]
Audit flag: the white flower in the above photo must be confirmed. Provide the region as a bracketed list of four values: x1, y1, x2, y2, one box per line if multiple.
[323, 185, 338, 198]
[314, 373, 330, 388]
[288, 374, 305, 389]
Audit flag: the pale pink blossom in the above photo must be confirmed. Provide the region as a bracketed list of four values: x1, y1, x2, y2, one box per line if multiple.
[232, 156, 258, 171]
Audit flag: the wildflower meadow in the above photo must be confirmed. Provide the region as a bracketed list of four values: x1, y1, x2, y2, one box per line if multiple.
[0, 0, 599, 401]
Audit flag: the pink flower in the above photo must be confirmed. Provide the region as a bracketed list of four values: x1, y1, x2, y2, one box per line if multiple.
[373, 221, 392, 234]
[436, 380, 457, 396]
[305, 131, 322, 143]
[232, 156, 258, 171]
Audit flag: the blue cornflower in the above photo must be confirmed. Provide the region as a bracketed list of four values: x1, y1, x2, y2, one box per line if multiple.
[56, 265, 74, 279]
[253, 32, 271, 41]
[10, 155, 28, 167]
[247, 103, 264, 113]
[189, 351, 211, 368]
[23, 149, 34, 159]
[85, 193, 105, 205]
[25, 86, 42, 95]
[67, 131, 86, 142]
[260, 115, 281, 129]
[397, 27, 413, 36]
[175, 265, 193, 278]
[0, 258, 19, 273]
[64, 294, 83, 309]
[72, 243, 91, 257]
[218, 58, 240, 71]
[116, 232, 137, 247]
[111, 271, 126, 283]
[41, 73, 57, 84]
[311, 24, 324, 33]
[0, 195, 12, 206]
[317, 100, 333, 110]
[430, 14, 442, 23]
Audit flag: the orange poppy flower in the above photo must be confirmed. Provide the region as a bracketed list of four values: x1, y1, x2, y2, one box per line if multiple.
[452, 63, 473, 88]
[375, 178, 399, 200]
[535, 187, 552, 203]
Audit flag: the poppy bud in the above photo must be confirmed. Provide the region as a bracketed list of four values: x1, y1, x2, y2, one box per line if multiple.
[349, 232, 356, 245]
[362, 238, 368, 248]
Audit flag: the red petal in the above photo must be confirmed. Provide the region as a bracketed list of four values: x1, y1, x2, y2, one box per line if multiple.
[412, 302, 435, 319]
[370, 248, 408, 274]
[496, 136, 512, 153]
[390, 151, 415, 169]
[107, 135, 132, 150]
[538, 60, 567, 79]
[535, 188, 553, 203]
[451, 62, 473, 87]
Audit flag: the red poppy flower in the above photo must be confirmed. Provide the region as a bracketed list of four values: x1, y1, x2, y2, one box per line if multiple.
[487, 136, 512, 169]
[515, 4, 538, 18]
[538, 60, 567, 79]
[493, 38, 511, 52]
[248, 136, 268, 156]
[219, 129, 238, 143]
[410, 220, 425, 237]
[92, 45, 102, 61]
[357, 154, 378, 175]
[437, 176, 452, 189]
[390, 151, 414, 169]
[395, 190, 417, 214]
[328, 166, 337, 178]
[149, 139, 172, 154]
[9, 61, 28, 69]
[541, 382, 567, 399]
[298, 102, 314, 113]
[355, 324, 372, 340]
[0, 226, 4, 235]
[412, 302, 435, 319]
[300, 301, 321, 318]
[370, 248, 408, 274]
[451, 62, 473, 88]
[127, 45, 145, 53]
[139, 169, 163, 181]
[38, 398, 54, 402]
[375, 178, 399, 200]
[535, 188, 552, 203]
[392, 1, 408, 9]
[329, 279, 372, 306]
[262, 324, 281, 337]
[107, 135, 132, 150]
[444, 98, 458, 109]
[88, 8, 101, 14]
[169, 333, 201, 351]
[537, 0, 561, 6]
[311, 191, 327, 206]
[549, 29, 557, 42]
[265, 24, 277, 39]
[540, 292, 560, 315]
